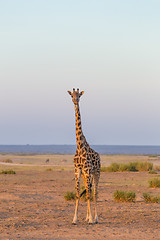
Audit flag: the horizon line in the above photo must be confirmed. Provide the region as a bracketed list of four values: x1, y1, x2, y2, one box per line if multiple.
[0, 144, 160, 147]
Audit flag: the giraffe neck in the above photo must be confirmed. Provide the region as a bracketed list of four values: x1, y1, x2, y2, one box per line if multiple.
[74, 103, 86, 149]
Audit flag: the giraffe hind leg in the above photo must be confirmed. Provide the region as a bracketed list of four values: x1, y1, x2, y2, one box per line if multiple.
[82, 174, 93, 223]
[83, 174, 93, 224]
[93, 172, 100, 224]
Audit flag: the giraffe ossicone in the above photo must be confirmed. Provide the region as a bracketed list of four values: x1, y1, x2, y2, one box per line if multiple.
[67, 88, 101, 224]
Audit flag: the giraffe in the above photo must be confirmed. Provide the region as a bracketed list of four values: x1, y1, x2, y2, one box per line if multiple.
[67, 88, 101, 224]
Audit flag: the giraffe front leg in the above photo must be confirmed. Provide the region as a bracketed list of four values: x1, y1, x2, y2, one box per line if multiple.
[85, 175, 93, 224]
[72, 168, 81, 225]
[87, 199, 93, 224]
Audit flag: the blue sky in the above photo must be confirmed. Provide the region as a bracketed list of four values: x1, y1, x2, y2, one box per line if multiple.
[0, 0, 160, 145]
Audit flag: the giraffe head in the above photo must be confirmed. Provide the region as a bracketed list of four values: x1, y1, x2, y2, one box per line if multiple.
[67, 88, 84, 105]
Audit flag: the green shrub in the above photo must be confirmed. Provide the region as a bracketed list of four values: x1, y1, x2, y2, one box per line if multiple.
[3, 159, 13, 163]
[64, 191, 76, 201]
[118, 163, 131, 172]
[114, 190, 136, 202]
[149, 178, 160, 188]
[124, 162, 138, 172]
[137, 162, 153, 171]
[143, 193, 160, 203]
[0, 170, 16, 174]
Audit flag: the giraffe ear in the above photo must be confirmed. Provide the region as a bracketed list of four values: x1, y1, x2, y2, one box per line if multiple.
[67, 91, 72, 95]
[80, 91, 84, 96]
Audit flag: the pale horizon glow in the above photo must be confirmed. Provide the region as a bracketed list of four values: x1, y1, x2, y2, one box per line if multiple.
[0, 0, 160, 145]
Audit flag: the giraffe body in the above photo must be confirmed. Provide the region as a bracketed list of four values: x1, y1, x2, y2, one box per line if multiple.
[68, 88, 101, 224]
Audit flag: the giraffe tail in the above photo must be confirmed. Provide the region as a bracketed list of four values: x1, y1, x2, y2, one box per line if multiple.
[80, 182, 93, 198]
[80, 188, 86, 198]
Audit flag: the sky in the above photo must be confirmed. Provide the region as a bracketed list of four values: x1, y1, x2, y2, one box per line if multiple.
[0, 0, 160, 145]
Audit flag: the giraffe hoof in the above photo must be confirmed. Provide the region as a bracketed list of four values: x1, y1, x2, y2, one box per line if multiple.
[72, 222, 77, 225]
[88, 219, 94, 225]
[88, 222, 93, 225]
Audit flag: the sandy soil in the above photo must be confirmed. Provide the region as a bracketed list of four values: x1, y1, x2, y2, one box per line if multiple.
[0, 154, 160, 240]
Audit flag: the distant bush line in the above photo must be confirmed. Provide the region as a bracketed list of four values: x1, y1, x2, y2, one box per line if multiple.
[101, 162, 153, 172]
[2, 159, 13, 163]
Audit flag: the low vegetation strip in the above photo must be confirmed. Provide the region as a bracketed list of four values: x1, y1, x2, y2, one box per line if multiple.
[114, 190, 136, 202]
[65, 189, 160, 204]
[101, 162, 153, 172]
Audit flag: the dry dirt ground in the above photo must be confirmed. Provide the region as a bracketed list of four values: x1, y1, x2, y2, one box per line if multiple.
[0, 154, 160, 240]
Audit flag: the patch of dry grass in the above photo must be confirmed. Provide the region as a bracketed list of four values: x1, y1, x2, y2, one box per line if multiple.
[114, 190, 136, 202]
[149, 177, 160, 188]
[143, 193, 160, 203]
